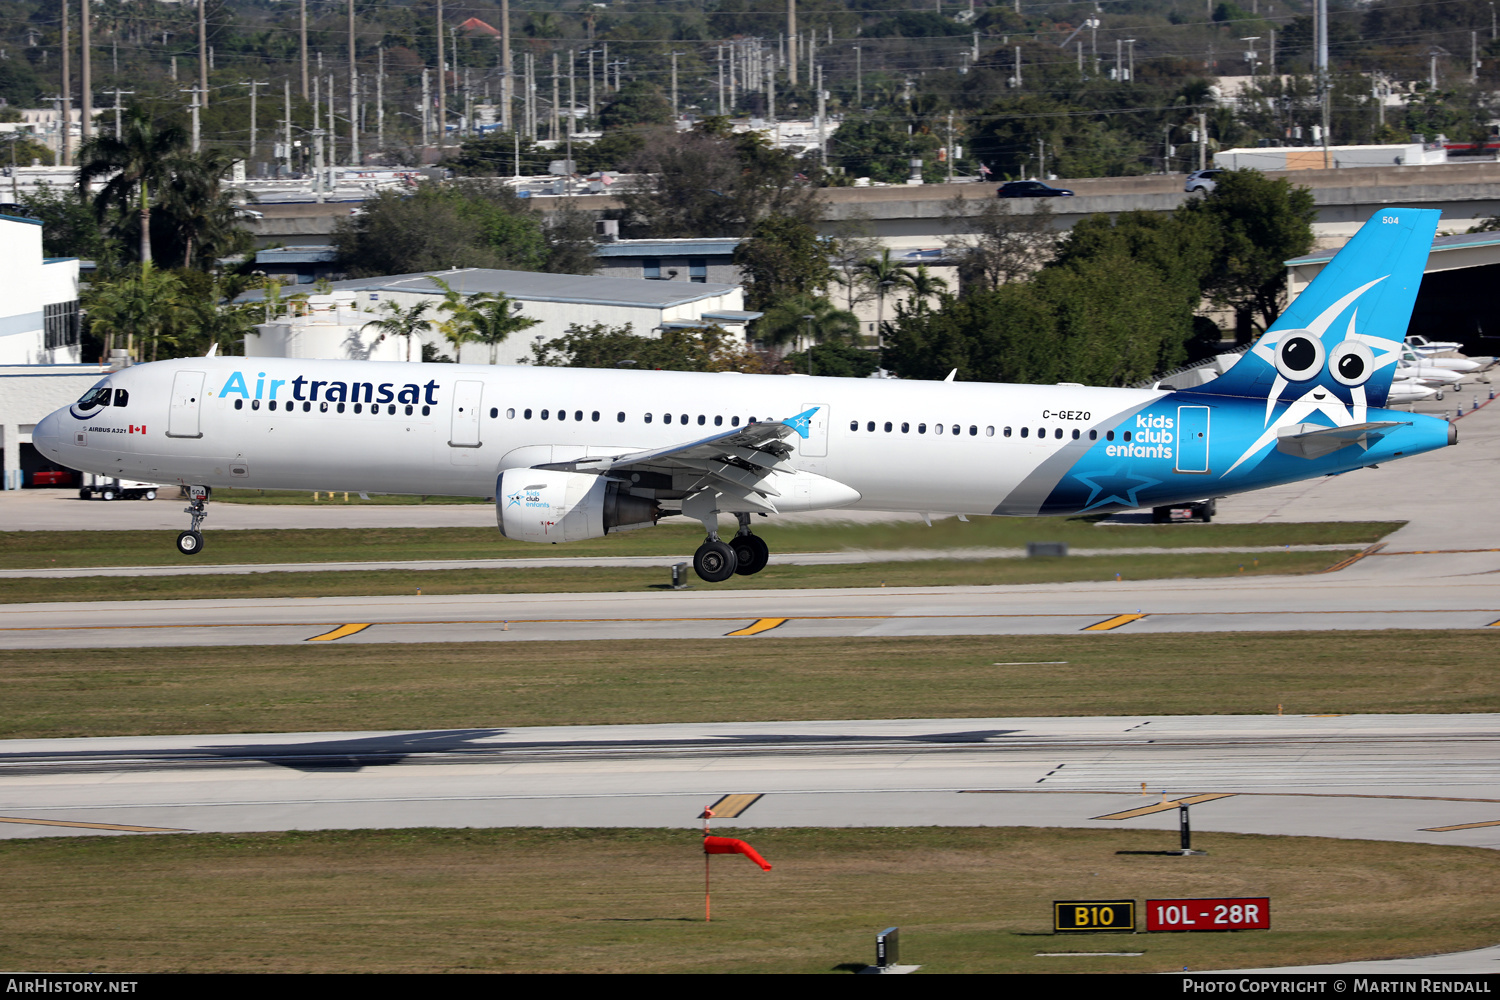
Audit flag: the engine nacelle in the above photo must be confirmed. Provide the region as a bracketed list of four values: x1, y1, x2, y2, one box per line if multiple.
[496, 468, 660, 543]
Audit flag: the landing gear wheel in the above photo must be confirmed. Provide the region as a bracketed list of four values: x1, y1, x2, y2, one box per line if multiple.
[78, 488, 90, 500]
[176, 530, 205, 556]
[731, 534, 770, 575]
[143, 490, 156, 501]
[102, 489, 115, 501]
[693, 539, 738, 583]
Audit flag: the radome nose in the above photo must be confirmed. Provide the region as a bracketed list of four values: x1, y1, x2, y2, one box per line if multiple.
[33, 410, 65, 463]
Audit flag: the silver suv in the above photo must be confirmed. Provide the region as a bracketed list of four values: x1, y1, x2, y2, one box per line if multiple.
[1184, 169, 1222, 193]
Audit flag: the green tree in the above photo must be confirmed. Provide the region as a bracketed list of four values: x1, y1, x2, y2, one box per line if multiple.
[159, 148, 254, 270]
[781, 341, 882, 379]
[599, 81, 673, 132]
[941, 196, 1058, 294]
[432, 277, 541, 364]
[81, 262, 192, 362]
[733, 214, 833, 312]
[753, 293, 860, 352]
[17, 183, 120, 264]
[76, 107, 189, 264]
[897, 265, 950, 315]
[883, 282, 1060, 383]
[530, 323, 765, 373]
[333, 183, 547, 277]
[1177, 169, 1316, 340]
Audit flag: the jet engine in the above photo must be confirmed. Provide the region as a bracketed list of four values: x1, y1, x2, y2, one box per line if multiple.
[496, 468, 660, 543]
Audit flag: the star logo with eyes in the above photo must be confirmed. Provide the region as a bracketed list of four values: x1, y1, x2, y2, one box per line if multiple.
[1073, 466, 1163, 512]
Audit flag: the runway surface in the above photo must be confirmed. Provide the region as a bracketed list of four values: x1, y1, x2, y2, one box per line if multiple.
[1, 714, 1496, 850]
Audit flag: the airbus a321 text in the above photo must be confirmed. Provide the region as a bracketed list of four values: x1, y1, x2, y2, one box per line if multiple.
[35, 207, 1455, 582]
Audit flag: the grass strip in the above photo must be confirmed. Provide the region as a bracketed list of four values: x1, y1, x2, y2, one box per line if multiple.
[0, 551, 1351, 604]
[1, 827, 1495, 973]
[0, 519, 1398, 570]
[2, 631, 1496, 739]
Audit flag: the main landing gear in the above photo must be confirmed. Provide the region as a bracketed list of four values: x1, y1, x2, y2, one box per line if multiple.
[692, 513, 771, 583]
[176, 485, 210, 556]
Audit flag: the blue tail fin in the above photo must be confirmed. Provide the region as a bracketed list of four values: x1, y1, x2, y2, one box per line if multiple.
[1182, 206, 1439, 409]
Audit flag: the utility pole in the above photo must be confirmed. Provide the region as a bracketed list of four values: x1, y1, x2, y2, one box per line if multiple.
[110, 88, 133, 137]
[1125, 38, 1136, 81]
[327, 71, 335, 165]
[436, 0, 445, 146]
[198, 0, 208, 107]
[1015, 45, 1021, 88]
[717, 46, 725, 114]
[816, 63, 825, 168]
[60, 0, 70, 165]
[283, 78, 292, 174]
[587, 48, 596, 119]
[853, 45, 861, 109]
[1198, 109, 1207, 170]
[1316, 0, 1329, 166]
[671, 50, 681, 117]
[787, 0, 797, 85]
[502, 0, 512, 130]
[552, 52, 559, 141]
[377, 45, 384, 150]
[1270, 29, 1276, 76]
[567, 49, 576, 166]
[299, 0, 309, 98]
[348, 0, 358, 165]
[312, 127, 325, 203]
[1473, 31, 1480, 85]
[313, 72, 320, 160]
[243, 79, 267, 157]
[181, 86, 204, 153]
[421, 68, 430, 147]
[946, 111, 954, 182]
[81, 0, 92, 144]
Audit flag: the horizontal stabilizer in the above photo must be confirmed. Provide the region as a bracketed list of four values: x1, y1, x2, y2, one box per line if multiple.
[1275, 420, 1405, 460]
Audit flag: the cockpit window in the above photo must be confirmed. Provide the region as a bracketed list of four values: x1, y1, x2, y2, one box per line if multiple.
[76, 386, 112, 411]
[113, 388, 129, 408]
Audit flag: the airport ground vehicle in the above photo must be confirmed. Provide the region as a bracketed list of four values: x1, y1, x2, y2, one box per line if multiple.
[35, 207, 1457, 579]
[996, 181, 1074, 197]
[79, 474, 158, 501]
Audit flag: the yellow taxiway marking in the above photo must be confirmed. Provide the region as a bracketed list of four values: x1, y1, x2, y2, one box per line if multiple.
[1322, 542, 1386, 573]
[1092, 793, 1236, 821]
[306, 623, 372, 642]
[1421, 819, 1500, 832]
[701, 793, 765, 819]
[725, 617, 789, 637]
[0, 816, 187, 833]
[1082, 613, 1148, 632]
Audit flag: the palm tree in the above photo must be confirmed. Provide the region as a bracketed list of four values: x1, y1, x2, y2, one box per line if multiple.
[754, 293, 859, 353]
[431, 277, 541, 364]
[897, 264, 950, 314]
[856, 249, 906, 346]
[81, 262, 191, 362]
[361, 300, 434, 362]
[76, 107, 187, 264]
[160, 148, 253, 270]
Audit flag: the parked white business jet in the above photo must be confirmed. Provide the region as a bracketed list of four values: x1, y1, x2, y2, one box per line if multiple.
[35, 207, 1456, 581]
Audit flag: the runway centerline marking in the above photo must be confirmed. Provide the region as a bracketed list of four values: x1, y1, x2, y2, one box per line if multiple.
[0, 815, 187, 833]
[1092, 793, 1237, 820]
[306, 623, 373, 642]
[725, 618, 789, 637]
[1082, 613, 1149, 632]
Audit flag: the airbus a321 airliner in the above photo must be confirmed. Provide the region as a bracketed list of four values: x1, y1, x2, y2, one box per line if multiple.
[35, 206, 1455, 582]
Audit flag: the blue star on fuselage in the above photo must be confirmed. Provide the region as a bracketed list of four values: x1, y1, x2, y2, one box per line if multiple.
[1073, 466, 1164, 511]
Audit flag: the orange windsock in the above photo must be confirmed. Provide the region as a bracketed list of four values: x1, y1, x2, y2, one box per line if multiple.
[703, 835, 772, 871]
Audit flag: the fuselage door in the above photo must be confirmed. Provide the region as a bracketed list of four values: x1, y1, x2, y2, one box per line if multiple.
[799, 402, 830, 458]
[1175, 405, 1210, 473]
[167, 370, 206, 439]
[450, 380, 484, 448]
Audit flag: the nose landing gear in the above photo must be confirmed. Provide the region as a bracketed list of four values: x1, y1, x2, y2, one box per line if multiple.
[176, 485, 210, 556]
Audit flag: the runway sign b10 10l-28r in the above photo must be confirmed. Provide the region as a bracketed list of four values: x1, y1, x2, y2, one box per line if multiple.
[1146, 897, 1270, 931]
[1053, 900, 1136, 932]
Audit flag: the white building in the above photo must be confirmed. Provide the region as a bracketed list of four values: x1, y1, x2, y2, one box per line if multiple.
[0, 213, 82, 365]
[239, 267, 759, 365]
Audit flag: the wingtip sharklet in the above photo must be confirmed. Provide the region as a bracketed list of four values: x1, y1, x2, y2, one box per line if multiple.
[782, 406, 819, 439]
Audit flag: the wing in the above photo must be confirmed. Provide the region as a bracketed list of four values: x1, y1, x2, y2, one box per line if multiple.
[533, 407, 820, 514]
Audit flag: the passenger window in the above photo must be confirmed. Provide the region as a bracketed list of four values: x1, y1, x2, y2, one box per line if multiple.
[1055, 428, 1063, 440]
[251, 399, 260, 411]
[1072, 429, 1080, 440]
[490, 407, 498, 418]
[592, 411, 600, 422]
[558, 409, 566, 421]
[969, 425, 978, 436]
[663, 413, 672, 424]
[1004, 427, 1012, 437]
[918, 423, 926, 434]
[508, 408, 516, 419]
[617, 412, 625, 422]
[1106, 430, 1114, 441]
[234, 399, 243, 410]
[850, 420, 858, 431]
[645, 413, 653, 423]
[680, 414, 688, 424]
[1089, 429, 1097, 440]
[951, 424, 959, 435]
[405, 404, 413, 415]
[867, 421, 875, 432]
[337, 402, 346, 413]
[541, 409, 549, 419]
[113, 389, 129, 407]
[575, 410, 583, 421]
[305, 402, 313, 412]
[524, 408, 532, 419]
[986, 426, 994, 437]
[935, 423, 943, 435]
[884, 421, 892, 432]
[421, 405, 430, 416]
[731, 416, 740, 426]
[714, 415, 723, 426]
[387, 404, 395, 415]
[1123, 431, 1132, 442]
[901, 422, 909, 433]
[697, 415, 706, 426]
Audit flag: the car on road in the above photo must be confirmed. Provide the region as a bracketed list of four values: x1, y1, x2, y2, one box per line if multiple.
[996, 180, 1074, 198]
[1184, 169, 1223, 193]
